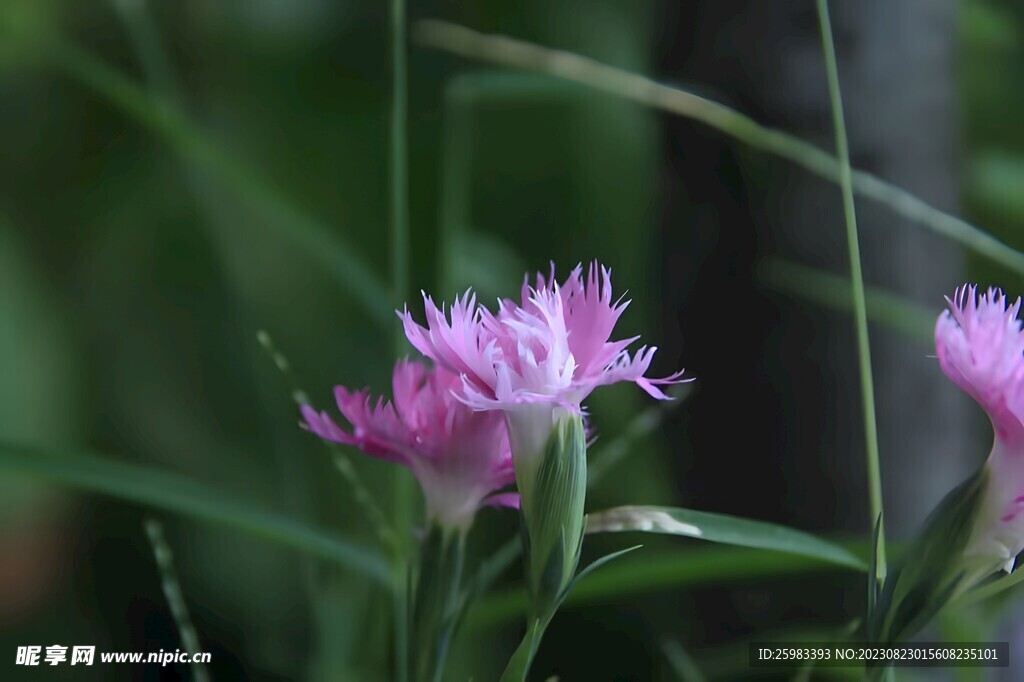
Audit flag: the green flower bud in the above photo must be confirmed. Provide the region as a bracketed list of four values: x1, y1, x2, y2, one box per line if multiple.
[518, 412, 587, 619]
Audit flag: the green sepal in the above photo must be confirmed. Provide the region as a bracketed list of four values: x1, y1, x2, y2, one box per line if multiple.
[521, 414, 587, 615]
[536, 529, 567, 613]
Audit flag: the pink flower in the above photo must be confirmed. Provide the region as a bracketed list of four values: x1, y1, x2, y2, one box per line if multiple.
[300, 360, 517, 529]
[400, 261, 685, 406]
[400, 261, 688, 484]
[937, 286, 1024, 443]
[936, 285, 1024, 575]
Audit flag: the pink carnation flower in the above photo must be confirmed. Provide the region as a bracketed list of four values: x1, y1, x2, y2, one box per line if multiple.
[400, 261, 687, 468]
[403, 262, 685, 410]
[936, 285, 1024, 574]
[300, 359, 517, 529]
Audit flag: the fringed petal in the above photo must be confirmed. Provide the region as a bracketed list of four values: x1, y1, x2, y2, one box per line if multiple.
[936, 285, 1024, 440]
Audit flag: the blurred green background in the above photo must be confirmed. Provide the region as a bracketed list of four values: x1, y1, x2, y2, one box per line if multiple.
[2, 0, 1023, 680]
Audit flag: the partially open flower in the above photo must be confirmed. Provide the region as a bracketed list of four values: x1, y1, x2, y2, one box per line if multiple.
[936, 285, 1024, 578]
[300, 359, 516, 529]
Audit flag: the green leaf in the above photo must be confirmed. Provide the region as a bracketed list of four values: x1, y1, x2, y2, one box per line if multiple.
[585, 505, 866, 571]
[0, 440, 391, 585]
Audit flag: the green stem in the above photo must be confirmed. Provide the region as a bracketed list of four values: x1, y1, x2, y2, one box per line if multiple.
[391, 0, 410, 323]
[815, 0, 886, 579]
[389, 3, 413, 681]
[499, 617, 550, 682]
[145, 519, 211, 682]
[410, 525, 466, 682]
[438, 81, 473, 294]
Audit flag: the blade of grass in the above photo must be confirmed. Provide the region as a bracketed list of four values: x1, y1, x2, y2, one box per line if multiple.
[144, 518, 211, 682]
[44, 40, 391, 327]
[815, 0, 886, 579]
[758, 258, 935, 345]
[412, 20, 1024, 276]
[0, 440, 391, 586]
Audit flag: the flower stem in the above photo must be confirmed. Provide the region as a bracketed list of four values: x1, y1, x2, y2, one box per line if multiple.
[438, 81, 473, 294]
[410, 525, 466, 682]
[145, 519, 210, 682]
[390, 0, 409, 320]
[389, 3, 413, 681]
[815, 0, 886, 579]
[499, 616, 550, 682]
